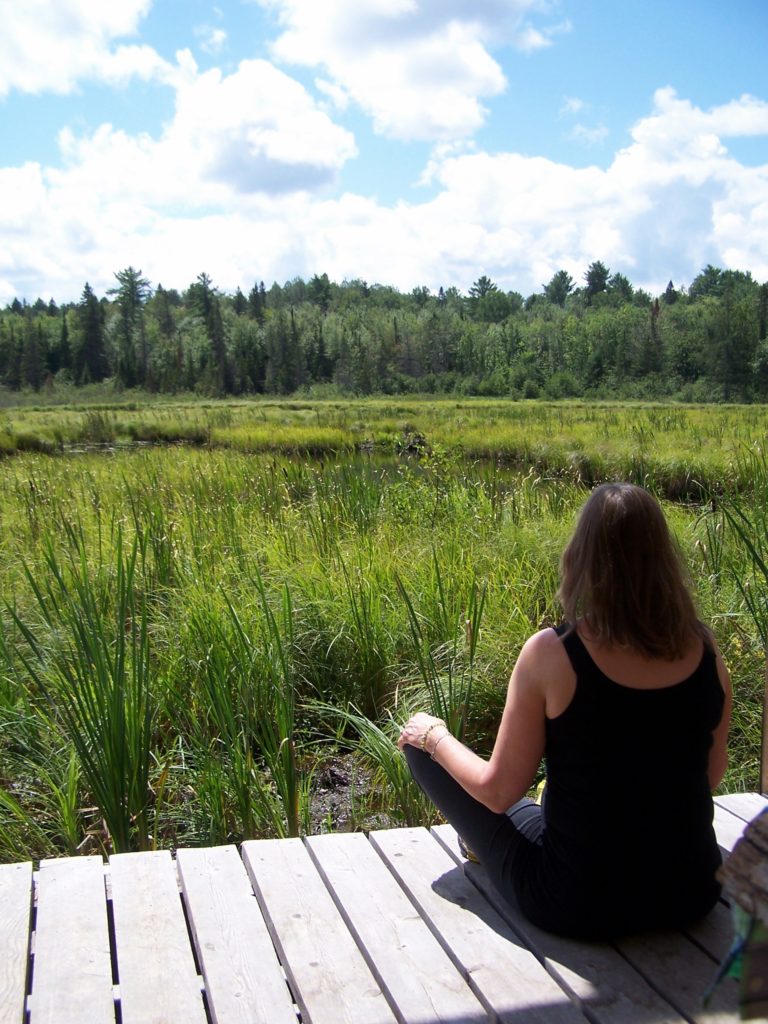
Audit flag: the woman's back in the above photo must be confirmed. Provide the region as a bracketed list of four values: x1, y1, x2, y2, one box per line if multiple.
[545, 626, 707, 719]
[520, 626, 725, 938]
[570, 627, 706, 687]
[399, 483, 731, 940]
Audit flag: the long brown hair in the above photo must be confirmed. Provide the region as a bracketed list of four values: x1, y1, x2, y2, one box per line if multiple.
[557, 483, 707, 658]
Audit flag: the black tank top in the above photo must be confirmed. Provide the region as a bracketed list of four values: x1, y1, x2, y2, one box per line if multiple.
[514, 626, 724, 939]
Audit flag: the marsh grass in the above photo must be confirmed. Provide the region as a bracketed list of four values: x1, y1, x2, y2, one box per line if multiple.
[311, 702, 437, 827]
[396, 552, 486, 740]
[9, 527, 154, 852]
[0, 785, 52, 861]
[185, 568, 309, 840]
[81, 409, 117, 444]
[1, 397, 767, 495]
[0, 399, 766, 860]
[336, 555, 392, 717]
[715, 447, 768, 649]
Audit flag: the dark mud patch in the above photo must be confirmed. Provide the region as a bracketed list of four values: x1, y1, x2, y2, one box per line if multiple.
[309, 753, 397, 834]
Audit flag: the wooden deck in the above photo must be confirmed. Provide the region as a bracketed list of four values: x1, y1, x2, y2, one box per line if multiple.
[1, 793, 766, 1024]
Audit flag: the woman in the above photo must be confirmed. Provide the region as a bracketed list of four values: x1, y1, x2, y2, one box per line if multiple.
[397, 483, 731, 939]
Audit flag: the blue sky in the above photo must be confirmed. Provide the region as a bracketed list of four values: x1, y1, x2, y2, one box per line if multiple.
[0, 0, 766, 303]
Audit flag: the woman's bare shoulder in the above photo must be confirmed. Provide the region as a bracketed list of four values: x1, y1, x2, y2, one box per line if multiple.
[520, 625, 566, 652]
[515, 626, 576, 717]
[517, 627, 572, 674]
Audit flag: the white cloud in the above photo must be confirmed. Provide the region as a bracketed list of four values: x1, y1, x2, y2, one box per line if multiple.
[513, 25, 551, 52]
[0, 164, 47, 228]
[0, 88, 766, 304]
[569, 123, 610, 146]
[629, 88, 768, 162]
[560, 96, 585, 116]
[315, 78, 351, 111]
[559, 95, 609, 147]
[314, 91, 768, 294]
[44, 57, 357, 208]
[258, 0, 559, 140]
[196, 26, 228, 55]
[168, 59, 358, 193]
[0, 0, 167, 96]
[417, 140, 477, 186]
[0, 55, 359, 301]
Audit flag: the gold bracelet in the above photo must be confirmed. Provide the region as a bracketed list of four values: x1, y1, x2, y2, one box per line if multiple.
[420, 719, 446, 752]
[430, 731, 450, 760]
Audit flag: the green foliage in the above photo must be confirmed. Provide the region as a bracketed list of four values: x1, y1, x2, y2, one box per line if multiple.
[2, 261, 767, 401]
[185, 574, 310, 840]
[311, 702, 438, 827]
[396, 552, 486, 740]
[584, 260, 611, 304]
[715, 445, 768, 649]
[544, 270, 574, 307]
[9, 526, 154, 852]
[0, 402, 764, 859]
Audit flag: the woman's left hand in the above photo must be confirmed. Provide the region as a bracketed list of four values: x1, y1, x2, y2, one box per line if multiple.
[397, 712, 444, 751]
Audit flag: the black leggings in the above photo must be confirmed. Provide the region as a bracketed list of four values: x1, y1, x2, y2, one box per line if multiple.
[404, 745, 543, 908]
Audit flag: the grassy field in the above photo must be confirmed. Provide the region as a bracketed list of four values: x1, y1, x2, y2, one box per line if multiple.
[2, 394, 767, 495]
[0, 397, 765, 861]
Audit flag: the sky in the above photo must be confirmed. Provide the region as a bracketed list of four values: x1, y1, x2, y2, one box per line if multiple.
[0, 0, 767, 305]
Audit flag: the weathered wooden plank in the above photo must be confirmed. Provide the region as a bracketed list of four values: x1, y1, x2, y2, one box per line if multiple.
[306, 831, 488, 1024]
[31, 856, 113, 1024]
[718, 805, 768, 930]
[371, 826, 588, 1024]
[430, 823, 689, 1024]
[616, 928, 739, 1023]
[715, 793, 768, 825]
[714, 802, 750, 853]
[241, 836, 396, 1024]
[684, 899, 738, 962]
[109, 850, 206, 1024]
[0, 861, 32, 1024]
[176, 845, 297, 1024]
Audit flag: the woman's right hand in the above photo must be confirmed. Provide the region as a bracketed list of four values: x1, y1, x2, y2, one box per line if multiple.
[397, 712, 447, 752]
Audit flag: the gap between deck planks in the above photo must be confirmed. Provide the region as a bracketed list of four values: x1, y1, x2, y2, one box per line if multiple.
[0, 792, 764, 1024]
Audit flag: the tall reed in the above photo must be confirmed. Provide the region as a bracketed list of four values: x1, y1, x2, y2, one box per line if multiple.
[336, 555, 392, 717]
[186, 565, 310, 840]
[9, 525, 154, 852]
[700, 444, 768, 791]
[716, 446, 768, 648]
[396, 550, 487, 741]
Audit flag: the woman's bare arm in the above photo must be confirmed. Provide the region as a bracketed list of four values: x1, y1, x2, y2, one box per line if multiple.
[708, 644, 732, 791]
[398, 628, 562, 812]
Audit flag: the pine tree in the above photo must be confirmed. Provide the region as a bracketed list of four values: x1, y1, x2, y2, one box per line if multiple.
[75, 283, 108, 383]
[2, 321, 22, 389]
[21, 314, 45, 390]
[247, 282, 267, 323]
[109, 267, 150, 387]
[584, 261, 610, 304]
[153, 285, 176, 337]
[544, 270, 574, 307]
[758, 283, 768, 342]
[189, 273, 230, 394]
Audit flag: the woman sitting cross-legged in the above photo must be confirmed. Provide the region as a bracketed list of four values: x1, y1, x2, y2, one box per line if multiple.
[397, 482, 732, 940]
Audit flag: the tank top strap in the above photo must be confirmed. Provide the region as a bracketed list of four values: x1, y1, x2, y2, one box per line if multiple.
[554, 623, 718, 683]
[554, 623, 594, 675]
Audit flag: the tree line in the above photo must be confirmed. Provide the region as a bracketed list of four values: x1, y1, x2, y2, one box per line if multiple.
[2, 262, 767, 402]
